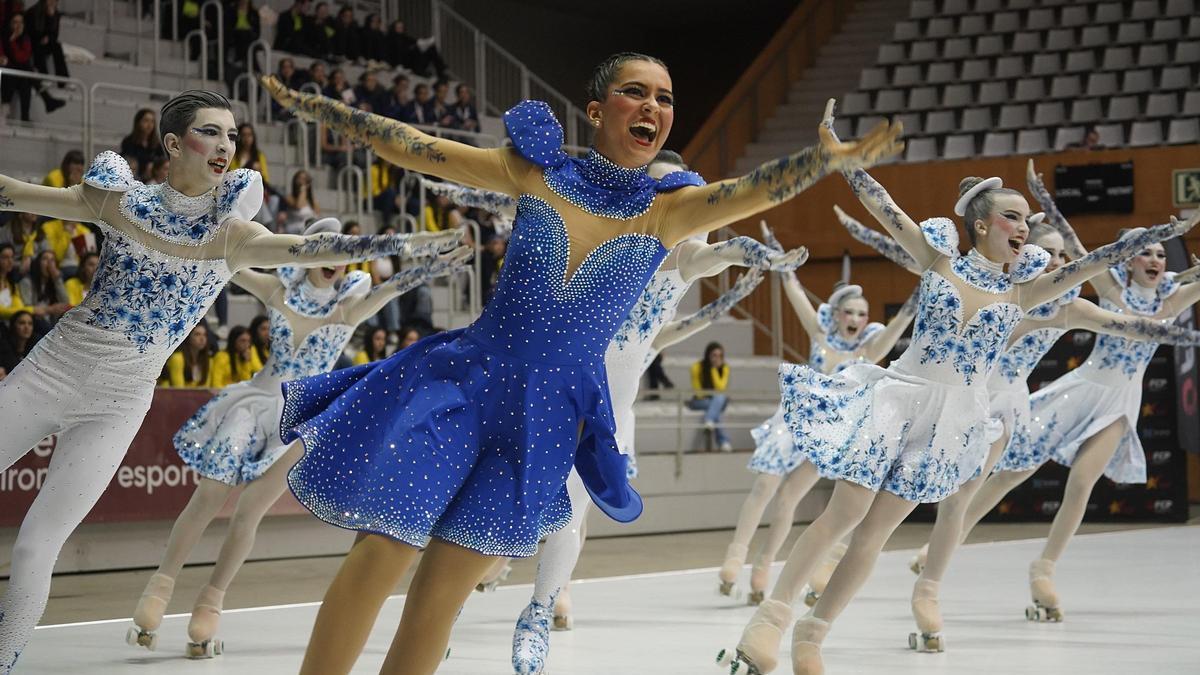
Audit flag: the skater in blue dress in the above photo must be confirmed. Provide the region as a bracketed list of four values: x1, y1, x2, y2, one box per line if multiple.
[261, 52, 904, 674]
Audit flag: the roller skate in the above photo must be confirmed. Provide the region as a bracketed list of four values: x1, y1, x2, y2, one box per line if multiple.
[791, 615, 830, 675]
[125, 573, 174, 651]
[804, 542, 846, 607]
[714, 598, 791, 674]
[477, 560, 513, 592]
[512, 597, 554, 674]
[718, 543, 748, 598]
[908, 543, 928, 576]
[747, 555, 772, 606]
[1025, 559, 1063, 622]
[552, 585, 572, 631]
[907, 579, 945, 652]
[185, 585, 224, 659]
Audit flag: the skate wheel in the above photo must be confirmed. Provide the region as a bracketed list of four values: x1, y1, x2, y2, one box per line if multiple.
[907, 632, 917, 650]
[125, 627, 139, 647]
[1025, 605, 1038, 621]
[552, 614, 573, 631]
[925, 635, 944, 652]
[147, 633, 158, 651]
[746, 590, 764, 606]
[444, 647, 451, 661]
[803, 589, 819, 608]
[715, 648, 733, 666]
[718, 580, 735, 597]
[213, 640, 223, 656]
[909, 557, 923, 576]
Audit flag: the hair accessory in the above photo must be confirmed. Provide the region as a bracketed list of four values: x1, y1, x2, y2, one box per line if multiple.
[304, 217, 342, 236]
[954, 176, 1003, 217]
[1028, 212, 1046, 225]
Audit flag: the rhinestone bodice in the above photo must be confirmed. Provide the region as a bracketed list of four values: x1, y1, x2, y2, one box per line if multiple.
[264, 307, 356, 380]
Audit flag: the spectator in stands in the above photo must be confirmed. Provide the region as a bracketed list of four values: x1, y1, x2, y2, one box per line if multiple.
[64, 250, 97, 305]
[353, 326, 389, 365]
[282, 169, 318, 234]
[341, 220, 370, 276]
[370, 159, 400, 231]
[398, 325, 421, 350]
[41, 217, 97, 278]
[272, 0, 311, 55]
[0, 309, 41, 374]
[385, 74, 410, 119]
[323, 66, 354, 104]
[688, 341, 732, 452]
[479, 232, 505, 305]
[0, 243, 30, 322]
[248, 313, 270, 363]
[451, 84, 479, 135]
[119, 110, 166, 182]
[353, 70, 389, 116]
[423, 191, 462, 232]
[644, 352, 674, 399]
[2, 13, 65, 121]
[0, 0, 23, 37]
[320, 118, 352, 170]
[42, 149, 84, 188]
[1067, 125, 1103, 151]
[433, 81, 454, 128]
[231, 123, 279, 223]
[386, 18, 445, 78]
[270, 58, 307, 119]
[307, 1, 334, 61]
[224, 0, 261, 74]
[24, 0, 68, 85]
[122, 154, 140, 178]
[307, 60, 328, 90]
[400, 82, 435, 125]
[19, 248, 69, 330]
[329, 5, 359, 63]
[161, 323, 215, 387]
[368, 223, 402, 330]
[0, 211, 45, 270]
[211, 324, 263, 386]
[147, 157, 169, 185]
[360, 13, 387, 66]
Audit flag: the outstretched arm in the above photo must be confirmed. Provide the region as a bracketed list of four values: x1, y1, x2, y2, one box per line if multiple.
[834, 204, 922, 275]
[423, 179, 517, 217]
[651, 268, 765, 351]
[860, 288, 919, 363]
[230, 269, 283, 304]
[0, 175, 96, 223]
[780, 268, 823, 340]
[1172, 254, 1200, 285]
[1026, 159, 1121, 299]
[341, 247, 473, 326]
[1022, 215, 1200, 308]
[226, 219, 461, 272]
[263, 76, 521, 195]
[658, 100, 903, 245]
[1069, 297, 1200, 346]
[674, 236, 808, 283]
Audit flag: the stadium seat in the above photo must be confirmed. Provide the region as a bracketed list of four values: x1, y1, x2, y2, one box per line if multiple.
[1033, 102, 1066, 127]
[1167, 118, 1200, 145]
[998, 104, 1031, 130]
[1054, 126, 1086, 150]
[1129, 121, 1163, 147]
[981, 132, 1015, 157]
[1016, 129, 1049, 154]
[944, 134, 977, 159]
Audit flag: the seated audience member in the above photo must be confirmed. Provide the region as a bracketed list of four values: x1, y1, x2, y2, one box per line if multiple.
[400, 82, 435, 125]
[0, 243, 31, 322]
[42, 149, 85, 188]
[0, 309, 42, 373]
[386, 19, 445, 78]
[452, 84, 479, 134]
[1, 12, 64, 121]
[282, 170, 319, 234]
[40, 217, 97, 278]
[19, 248, 69, 330]
[64, 250, 97, 305]
[385, 74, 410, 119]
[329, 5, 358, 62]
[25, 0, 69, 84]
[272, 0, 311, 54]
[397, 325, 421, 350]
[119, 110, 166, 182]
[353, 326, 389, 365]
[0, 211, 46, 271]
[688, 341, 732, 452]
[306, 1, 334, 60]
[360, 13, 387, 65]
[161, 323, 216, 387]
[146, 157, 169, 185]
[249, 313, 271, 363]
[480, 232, 506, 305]
[323, 66, 354, 104]
[211, 324, 263, 386]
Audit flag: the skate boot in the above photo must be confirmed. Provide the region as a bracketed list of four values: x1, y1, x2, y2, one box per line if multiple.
[907, 578, 945, 652]
[909, 543, 929, 576]
[126, 573, 174, 651]
[1025, 559, 1063, 622]
[512, 597, 554, 674]
[791, 615, 830, 675]
[748, 554, 772, 606]
[718, 543, 748, 597]
[477, 560, 513, 592]
[715, 598, 791, 674]
[185, 585, 225, 658]
[804, 542, 846, 607]
[552, 585, 573, 631]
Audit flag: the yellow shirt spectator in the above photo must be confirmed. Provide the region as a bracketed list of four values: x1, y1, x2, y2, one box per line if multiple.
[210, 349, 264, 387]
[0, 279, 30, 321]
[230, 150, 271, 184]
[690, 361, 730, 393]
[161, 351, 218, 387]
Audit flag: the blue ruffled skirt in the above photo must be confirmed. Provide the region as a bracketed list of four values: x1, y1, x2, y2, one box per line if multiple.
[280, 328, 635, 557]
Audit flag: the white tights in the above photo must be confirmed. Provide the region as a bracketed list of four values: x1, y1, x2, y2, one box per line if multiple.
[152, 444, 302, 593]
[529, 471, 590, 605]
[726, 464, 822, 566]
[0, 356, 153, 673]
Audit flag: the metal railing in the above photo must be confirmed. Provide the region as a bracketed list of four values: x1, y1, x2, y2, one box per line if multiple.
[245, 39, 273, 126]
[335, 164, 366, 223]
[84, 82, 249, 157]
[183, 29, 208, 83]
[199, 0, 224, 84]
[282, 118, 310, 172]
[0, 69, 88, 142]
[632, 387, 781, 476]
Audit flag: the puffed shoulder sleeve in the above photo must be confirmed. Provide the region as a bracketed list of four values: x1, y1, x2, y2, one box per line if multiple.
[83, 151, 143, 191]
[215, 169, 265, 224]
[919, 217, 959, 257]
[503, 100, 569, 169]
[1010, 244, 1050, 283]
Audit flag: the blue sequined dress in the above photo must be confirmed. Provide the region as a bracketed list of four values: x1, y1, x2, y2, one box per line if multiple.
[175, 269, 370, 484]
[778, 219, 1047, 502]
[279, 101, 704, 557]
[748, 313, 884, 477]
[1023, 269, 1182, 483]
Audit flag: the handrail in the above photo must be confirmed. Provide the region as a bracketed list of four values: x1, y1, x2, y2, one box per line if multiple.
[398, 213, 419, 234]
[336, 164, 366, 223]
[682, 0, 854, 179]
[406, 122, 502, 148]
[0, 68, 88, 147]
[183, 29, 209, 83]
[297, 83, 323, 166]
[246, 39, 272, 126]
[456, 218, 483, 317]
[282, 118, 310, 173]
[200, 0, 225, 84]
[86, 81, 250, 157]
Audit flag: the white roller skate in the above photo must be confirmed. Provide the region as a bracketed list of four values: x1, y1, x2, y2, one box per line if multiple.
[803, 542, 847, 607]
[718, 543, 748, 598]
[1025, 559, 1063, 622]
[185, 585, 225, 659]
[908, 543, 928, 576]
[512, 597, 554, 674]
[714, 598, 791, 674]
[125, 573, 174, 651]
[747, 555, 772, 606]
[791, 615, 830, 675]
[552, 585, 572, 631]
[907, 578, 945, 652]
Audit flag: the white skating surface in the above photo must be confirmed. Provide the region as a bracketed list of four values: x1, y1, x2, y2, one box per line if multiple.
[22, 526, 1200, 674]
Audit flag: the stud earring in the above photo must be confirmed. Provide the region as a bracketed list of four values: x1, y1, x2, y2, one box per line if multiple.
[592, 118, 600, 127]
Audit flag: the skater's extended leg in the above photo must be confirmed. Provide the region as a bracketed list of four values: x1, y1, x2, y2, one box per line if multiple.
[720, 473, 783, 592]
[1040, 419, 1124, 563]
[959, 467, 1035, 543]
[298, 532, 420, 675]
[750, 464, 820, 602]
[155, 478, 235, 579]
[378, 539, 497, 675]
